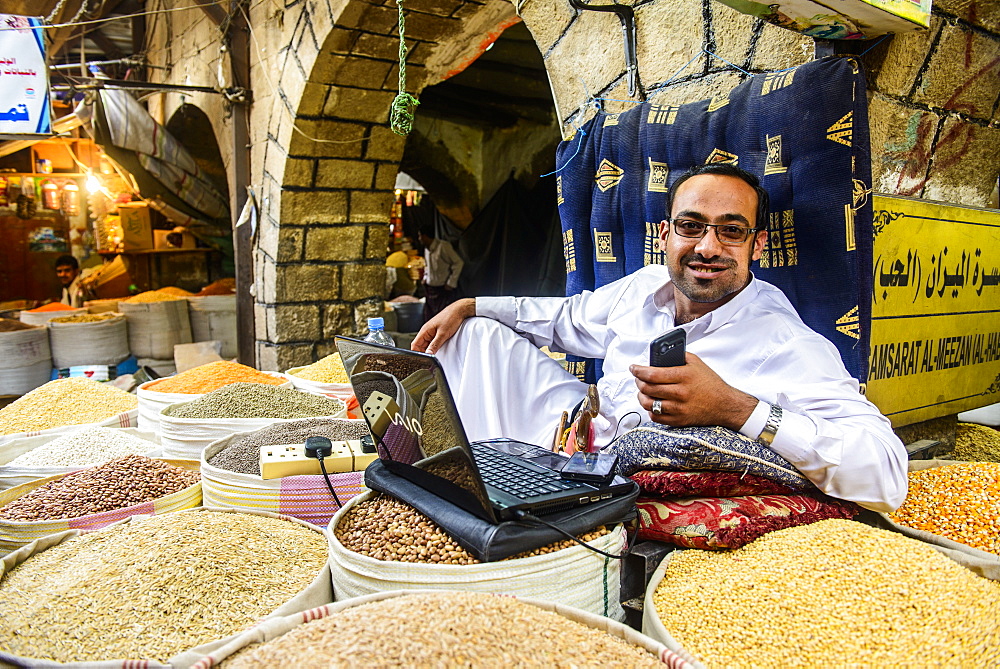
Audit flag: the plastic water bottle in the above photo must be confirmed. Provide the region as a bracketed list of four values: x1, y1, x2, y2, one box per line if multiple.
[364, 317, 395, 347]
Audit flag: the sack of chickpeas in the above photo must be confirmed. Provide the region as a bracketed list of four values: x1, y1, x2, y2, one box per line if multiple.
[0, 507, 333, 667]
[199, 419, 371, 526]
[327, 491, 628, 621]
[0, 455, 200, 556]
[642, 520, 1000, 668]
[0, 426, 160, 491]
[178, 590, 691, 669]
[875, 459, 1000, 579]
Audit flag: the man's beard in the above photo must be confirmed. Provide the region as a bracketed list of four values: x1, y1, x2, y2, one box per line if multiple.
[668, 251, 747, 304]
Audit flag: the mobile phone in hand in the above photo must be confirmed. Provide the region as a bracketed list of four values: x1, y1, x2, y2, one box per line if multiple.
[650, 328, 686, 367]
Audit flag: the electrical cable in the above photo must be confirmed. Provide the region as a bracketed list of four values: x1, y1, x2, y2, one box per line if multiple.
[317, 456, 345, 509]
[21, 2, 228, 31]
[512, 509, 635, 560]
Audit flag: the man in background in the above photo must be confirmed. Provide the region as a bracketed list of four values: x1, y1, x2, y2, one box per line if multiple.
[418, 227, 464, 321]
[55, 255, 89, 308]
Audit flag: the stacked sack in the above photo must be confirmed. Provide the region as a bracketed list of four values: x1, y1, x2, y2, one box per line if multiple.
[0, 319, 50, 395]
[612, 424, 859, 550]
[47, 312, 129, 370]
[118, 290, 193, 376]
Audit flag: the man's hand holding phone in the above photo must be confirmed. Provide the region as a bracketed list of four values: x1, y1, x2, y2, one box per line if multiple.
[632, 329, 757, 430]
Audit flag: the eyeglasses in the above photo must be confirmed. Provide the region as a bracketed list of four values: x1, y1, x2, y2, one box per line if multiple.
[668, 218, 758, 246]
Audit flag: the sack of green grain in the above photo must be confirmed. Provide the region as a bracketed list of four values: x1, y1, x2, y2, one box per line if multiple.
[0, 427, 160, 491]
[0, 456, 200, 556]
[176, 590, 687, 669]
[875, 459, 1000, 580]
[0, 507, 333, 666]
[186, 295, 237, 358]
[642, 520, 999, 668]
[48, 313, 130, 369]
[119, 299, 193, 360]
[0, 378, 139, 448]
[326, 491, 628, 621]
[0, 324, 51, 396]
[200, 422, 370, 526]
[157, 385, 348, 460]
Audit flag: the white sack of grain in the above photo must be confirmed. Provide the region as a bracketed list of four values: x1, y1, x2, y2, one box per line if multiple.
[186, 295, 237, 359]
[49, 313, 129, 369]
[19, 308, 86, 326]
[0, 326, 51, 396]
[119, 300, 192, 360]
[326, 491, 627, 621]
[0, 409, 139, 449]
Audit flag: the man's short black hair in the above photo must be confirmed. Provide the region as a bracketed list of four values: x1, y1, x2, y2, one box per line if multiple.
[666, 163, 770, 231]
[55, 255, 78, 271]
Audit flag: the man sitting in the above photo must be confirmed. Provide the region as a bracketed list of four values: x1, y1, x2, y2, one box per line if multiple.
[412, 163, 907, 513]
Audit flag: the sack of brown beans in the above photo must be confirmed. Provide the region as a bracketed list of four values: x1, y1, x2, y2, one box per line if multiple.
[0, 455, 200, 556]
[158, 383, 348, 460]
[0, 377, 139, 447]
[0, 426, 160, 491]
[199, 419, 370, 526]
[876, 459, 1000, 579]
[328, 491, 628, 621]
[0, 507, 333, 666]
[180, 591, 690, 669]
[643, 519, 1000, 668]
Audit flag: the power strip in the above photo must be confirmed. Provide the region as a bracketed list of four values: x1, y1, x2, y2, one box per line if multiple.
[362, 390, 400, 437]
[259, 440, 376, 479]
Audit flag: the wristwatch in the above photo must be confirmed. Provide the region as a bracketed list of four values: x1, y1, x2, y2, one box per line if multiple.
[756, 403, 782, 446]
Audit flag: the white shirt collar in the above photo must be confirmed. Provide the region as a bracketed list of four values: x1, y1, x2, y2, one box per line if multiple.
[648, 272, 762, 334]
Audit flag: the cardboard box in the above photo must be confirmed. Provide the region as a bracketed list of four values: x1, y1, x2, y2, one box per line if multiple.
[154, 229, 197, 250]
[117, 203, 152, 250]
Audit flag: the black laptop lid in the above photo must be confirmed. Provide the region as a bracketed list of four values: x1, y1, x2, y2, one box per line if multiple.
[334, 336, 500, 523]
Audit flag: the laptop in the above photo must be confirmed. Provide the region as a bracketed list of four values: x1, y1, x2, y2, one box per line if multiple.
[334, 336, 634, 523]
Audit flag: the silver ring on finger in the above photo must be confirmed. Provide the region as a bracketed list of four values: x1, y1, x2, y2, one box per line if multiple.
[651, 399, 663, 415]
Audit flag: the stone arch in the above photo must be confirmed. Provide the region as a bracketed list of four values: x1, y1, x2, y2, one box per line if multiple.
[165, 103, 231, 207]
[251, 0, 519, 369]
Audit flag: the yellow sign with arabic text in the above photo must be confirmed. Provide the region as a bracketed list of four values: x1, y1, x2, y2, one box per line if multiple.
[866, 195, 1000, 427]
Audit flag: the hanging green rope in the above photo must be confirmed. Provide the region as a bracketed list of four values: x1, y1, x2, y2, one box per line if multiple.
[390, 0, 420, 135]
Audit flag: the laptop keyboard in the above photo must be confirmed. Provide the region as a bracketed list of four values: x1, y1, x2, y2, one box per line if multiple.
[471, 443, 585, 499]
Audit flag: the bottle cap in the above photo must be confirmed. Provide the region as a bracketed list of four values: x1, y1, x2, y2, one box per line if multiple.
[368, 317, 384, 329]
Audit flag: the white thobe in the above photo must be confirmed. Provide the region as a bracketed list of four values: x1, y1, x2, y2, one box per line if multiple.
[435, 266, 908, 512]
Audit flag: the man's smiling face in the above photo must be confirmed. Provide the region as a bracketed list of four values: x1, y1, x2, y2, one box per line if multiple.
[659, 173, 767, 321]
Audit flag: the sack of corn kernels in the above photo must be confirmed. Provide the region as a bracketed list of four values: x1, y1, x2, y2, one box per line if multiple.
[0, 324, 51, 396]
[642, 520, 1000, 668]
[0, 427, 159, 492]
[0, 456, 200, 556]
[327, 491, 628, 621]
[119, 299, 192, 360]
[199, 424, 369, 527]
[48, 313, 129, 369]
[175, 590, 690, 669]
[0, 507, 333, 667]
[876, 459, 1000, 579]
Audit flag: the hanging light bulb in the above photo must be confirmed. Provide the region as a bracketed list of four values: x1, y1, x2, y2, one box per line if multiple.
[86, 174, 101, 193]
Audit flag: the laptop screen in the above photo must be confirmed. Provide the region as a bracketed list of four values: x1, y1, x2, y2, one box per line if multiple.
[334, 336, 498, 521]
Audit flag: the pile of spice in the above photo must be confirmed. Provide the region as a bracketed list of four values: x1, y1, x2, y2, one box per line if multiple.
[0, 511, 327, 663]
[156, 286, 194, 297]
[888, 461, 1000, 555]
[954, 422, 1000, 463]
[4, 427, 156, 469]
[290, 353, 350, 383]
[146, 361, 286, 394]
[24, 303, 74, 313]
[0, 378, 138, 436]
[0, 319, 38, 332]
[208, 417, 369, 475]
[652, 519, 1000, 667]
[336, 494, 610, 564]
[0, 455, 199, 521]
[195, 278, 236, 296]
[226, 592, 661, 669]
[48, 312, 120, 324]
[121, 290, 186, 304]
[163, 383, 345, 420]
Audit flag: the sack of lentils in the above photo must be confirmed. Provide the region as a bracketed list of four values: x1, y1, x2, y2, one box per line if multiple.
[877, 459, 1000, 579]
[0, 507, 332, 666]
[643, 519, 1000, 668]
[183, 591, 688, 669]
[0, 377, 138, 447]
[201, 418, 370, 526]
[0, 454, 200, 556]
[328, 491, 628, 621]
[158, 383, 347, 460]
[136, 361, 291, 434]
[0, 426, 159, 491]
